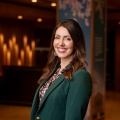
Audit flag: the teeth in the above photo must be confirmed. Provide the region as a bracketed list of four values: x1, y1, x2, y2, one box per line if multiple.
[58, 48, 66, 51]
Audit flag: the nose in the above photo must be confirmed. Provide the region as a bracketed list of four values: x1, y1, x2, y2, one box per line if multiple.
[59, 38, 65, 46]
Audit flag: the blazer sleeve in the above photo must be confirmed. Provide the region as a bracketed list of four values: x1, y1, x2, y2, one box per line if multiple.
[65, 69, 92, 120]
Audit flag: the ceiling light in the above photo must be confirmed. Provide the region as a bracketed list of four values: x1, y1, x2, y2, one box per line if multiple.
[18, 15, 23, 19]
[32, 0, 37, 2]
[51, 3, 56, 7]
[37, 18, 42, 22]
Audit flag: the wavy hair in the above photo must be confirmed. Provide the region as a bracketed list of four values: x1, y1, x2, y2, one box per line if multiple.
[38, 19, 87, 84]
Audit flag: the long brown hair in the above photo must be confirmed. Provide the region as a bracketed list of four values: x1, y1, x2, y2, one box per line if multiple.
[38, 19, 87, 84]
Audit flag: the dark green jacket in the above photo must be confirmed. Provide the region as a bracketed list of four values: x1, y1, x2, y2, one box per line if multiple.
[31, 65, 92, 120]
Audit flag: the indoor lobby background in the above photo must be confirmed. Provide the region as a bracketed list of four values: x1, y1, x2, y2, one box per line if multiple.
[0, 0, 120, 120]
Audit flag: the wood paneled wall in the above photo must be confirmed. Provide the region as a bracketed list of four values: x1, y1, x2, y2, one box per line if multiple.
[114, 26, 120, 92]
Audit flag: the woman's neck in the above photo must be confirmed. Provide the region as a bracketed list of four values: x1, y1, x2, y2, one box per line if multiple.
[60, 56, 73, 71]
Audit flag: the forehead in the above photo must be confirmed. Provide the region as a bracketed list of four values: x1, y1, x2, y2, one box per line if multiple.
[55, 26, 70, 36]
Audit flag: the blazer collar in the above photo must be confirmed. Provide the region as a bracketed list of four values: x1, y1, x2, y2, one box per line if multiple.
[36, 63, 71, 114]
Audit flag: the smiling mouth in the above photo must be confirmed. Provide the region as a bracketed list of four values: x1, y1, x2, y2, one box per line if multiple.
[57, 48, 67, 53]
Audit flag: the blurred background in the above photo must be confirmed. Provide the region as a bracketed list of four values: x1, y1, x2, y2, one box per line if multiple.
[0, 0, 120, 120]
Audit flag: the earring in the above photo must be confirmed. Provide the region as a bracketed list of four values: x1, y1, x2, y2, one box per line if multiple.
[54, 51, 57, 56]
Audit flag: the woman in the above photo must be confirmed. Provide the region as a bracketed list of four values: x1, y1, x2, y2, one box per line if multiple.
[31, 19, 92, 120]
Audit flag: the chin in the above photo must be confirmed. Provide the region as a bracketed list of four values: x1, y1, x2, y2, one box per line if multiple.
[58, 55, 67, 58]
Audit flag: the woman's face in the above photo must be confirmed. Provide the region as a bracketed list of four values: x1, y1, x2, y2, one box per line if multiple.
[53, 26, 75, 61]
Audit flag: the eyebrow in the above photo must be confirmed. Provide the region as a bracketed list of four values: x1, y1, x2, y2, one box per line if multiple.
[55, 34, 71, 37]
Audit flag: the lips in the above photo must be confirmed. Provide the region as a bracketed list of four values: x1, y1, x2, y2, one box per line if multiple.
[57, 48, 67, 53]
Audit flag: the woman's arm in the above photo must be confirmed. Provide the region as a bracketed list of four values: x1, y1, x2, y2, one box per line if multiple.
[65, 69, 92, 120]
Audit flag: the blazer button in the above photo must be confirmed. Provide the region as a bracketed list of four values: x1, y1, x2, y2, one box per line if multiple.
[36, 117, 40, 120]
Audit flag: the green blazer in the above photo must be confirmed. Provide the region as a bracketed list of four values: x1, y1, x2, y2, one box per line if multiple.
[31, 64, 92, 120]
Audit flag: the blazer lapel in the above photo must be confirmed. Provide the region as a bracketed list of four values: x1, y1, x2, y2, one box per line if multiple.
[31, 66, 59, 114]
[36, 63, 71, 114]
[36, 73, 64, 114]
[31, 76, 50, 115]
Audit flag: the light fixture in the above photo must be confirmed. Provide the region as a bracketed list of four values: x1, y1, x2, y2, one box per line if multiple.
[37, 18, 42, 22]
[51, 3, 56, 7]
[32, 0, 37, 2]
[119, 21, 120, 25]
[18, 15, 23, 19]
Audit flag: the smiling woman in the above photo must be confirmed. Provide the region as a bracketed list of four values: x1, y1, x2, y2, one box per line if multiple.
[54, 26, 75, 70]
[31, 19, 92, 120]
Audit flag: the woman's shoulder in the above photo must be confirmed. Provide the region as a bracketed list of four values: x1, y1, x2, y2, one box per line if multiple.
[73, 68, 91, 77]
[71, 68, 92, 84]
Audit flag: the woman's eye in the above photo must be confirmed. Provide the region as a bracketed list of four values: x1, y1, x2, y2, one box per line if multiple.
[65, 37, 71, 41]
[55, 37, 60, 39]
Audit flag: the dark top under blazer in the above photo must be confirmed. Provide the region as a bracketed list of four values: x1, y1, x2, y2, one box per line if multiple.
[31, 64, 92, 120]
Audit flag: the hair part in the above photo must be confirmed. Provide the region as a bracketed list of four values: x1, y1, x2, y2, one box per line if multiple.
[38, 19, 87, 84]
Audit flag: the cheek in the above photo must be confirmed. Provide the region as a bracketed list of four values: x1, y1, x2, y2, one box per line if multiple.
[68, 42, 74, 49]
[53, 40, 57, 49]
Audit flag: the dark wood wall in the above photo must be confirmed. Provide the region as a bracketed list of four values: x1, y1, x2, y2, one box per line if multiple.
[0, 1, 56, 105]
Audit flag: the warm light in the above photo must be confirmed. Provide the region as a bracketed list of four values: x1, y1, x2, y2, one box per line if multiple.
[12, 35, 16, 44]
[15, 44, 19, 65]
[37, 18, 42, 22]
[23, 35, 28, 49]
[0, 34, 4, 73]
[18, 15, 23, 19]
[3, 44, 7, 65]
[26, 45, 30, 65]
[20, 49, 24, 66]
[9, 39, 13, 52]
[51, 3, 56, 7]
[31, 40, 35, 66]
[29, 50, 32, 67]
[0, 34, 4, 43]
[31, 40, 35, 50]
[32, 0, 37, 2]
[119, 21, 120, 25]
[26, 45, 30, 53]
[0, 34, 4, 52]
[18, 59, 21, 66]
[7, 49, 11, 66]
